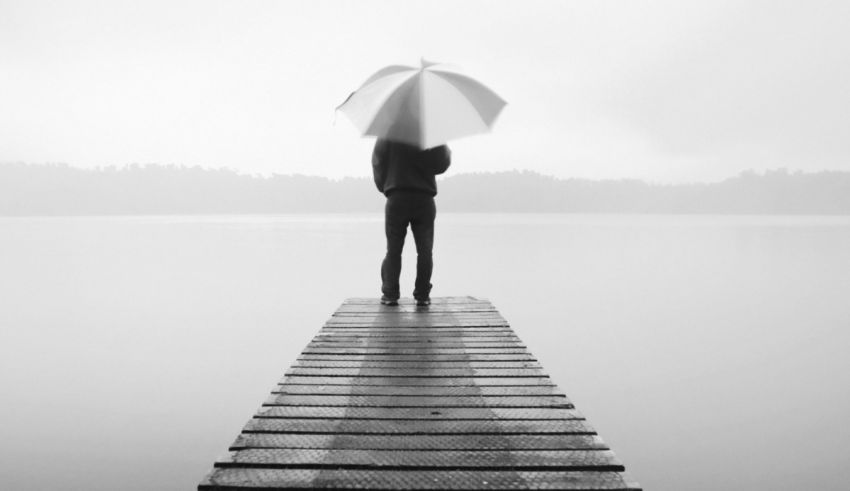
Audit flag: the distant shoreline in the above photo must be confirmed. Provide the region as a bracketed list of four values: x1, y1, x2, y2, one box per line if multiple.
[4, 212, 850, 218]
[2, 163, 849, 215]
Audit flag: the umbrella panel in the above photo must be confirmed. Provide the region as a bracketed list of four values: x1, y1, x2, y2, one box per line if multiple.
[338, 63, 506, 149]
[365, 74, 424, 148]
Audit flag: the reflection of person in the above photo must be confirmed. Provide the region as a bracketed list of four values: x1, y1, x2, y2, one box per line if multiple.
[372, 138, 451, 306]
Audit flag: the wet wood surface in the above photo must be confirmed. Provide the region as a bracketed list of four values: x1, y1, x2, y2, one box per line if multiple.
[198, 297, 640, 490]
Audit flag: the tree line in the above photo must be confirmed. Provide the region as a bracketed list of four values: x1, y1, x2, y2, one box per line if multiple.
[1, 162, 849, 215]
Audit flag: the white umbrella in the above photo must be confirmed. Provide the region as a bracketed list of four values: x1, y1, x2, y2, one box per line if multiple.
[337, 59, 507, 149]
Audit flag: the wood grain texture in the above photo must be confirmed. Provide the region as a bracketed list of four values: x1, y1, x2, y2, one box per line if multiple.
[197, 297, 640, 490]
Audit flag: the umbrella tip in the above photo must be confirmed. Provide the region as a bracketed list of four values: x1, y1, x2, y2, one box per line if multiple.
[420, 57, 439, 69]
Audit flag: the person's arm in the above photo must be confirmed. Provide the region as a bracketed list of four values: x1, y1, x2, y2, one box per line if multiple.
[372, 139, 389, 192]
[426, 145, 451, 175]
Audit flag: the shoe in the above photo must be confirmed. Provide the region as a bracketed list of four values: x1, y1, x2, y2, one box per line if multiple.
[380, 295, 399, 306]
[415, 298, 431, 307]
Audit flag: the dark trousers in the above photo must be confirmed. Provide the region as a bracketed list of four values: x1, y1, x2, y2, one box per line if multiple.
[381, 191, 436, 300]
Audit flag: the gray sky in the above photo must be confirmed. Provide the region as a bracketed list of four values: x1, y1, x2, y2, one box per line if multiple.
[1, 0, 848, 183]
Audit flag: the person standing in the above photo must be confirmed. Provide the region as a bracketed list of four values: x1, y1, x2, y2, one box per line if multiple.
[372, 138, 451, 307]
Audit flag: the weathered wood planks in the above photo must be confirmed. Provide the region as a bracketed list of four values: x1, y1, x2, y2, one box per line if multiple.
[198, 297, 640, 490]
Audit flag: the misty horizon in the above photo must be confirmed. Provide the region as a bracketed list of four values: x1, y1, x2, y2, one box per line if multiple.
[6, 159, 850, 185]
[3, 161, 850, 215]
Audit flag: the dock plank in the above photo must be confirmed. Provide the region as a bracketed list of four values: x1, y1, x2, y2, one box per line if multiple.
[291, 361, 541, 369]
[200, 469, 639, 490]
[285, 367, 545, 377]
[217, 448, 623, 470]
[230, 433, 609, 451]
[254, 406, 583, 420]
[300, 348, 531, 355]
[311, 338, 522, 344]
[280, 376, 555, 387]
[327, 322, 510, 326]
[273, 384, 559, 396]
[263, 394, 572, 408]
[306, 342, 527, 349]
[197, 297, 640, 490]
[296, 353, 537, 363]
[315, 332, 519, 338]
[242, 418, 594, 434]
[313, 332, 519, 343]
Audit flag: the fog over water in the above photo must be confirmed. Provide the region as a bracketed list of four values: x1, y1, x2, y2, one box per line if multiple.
[4, 2, 850, 489]
[1, 214, 848, 490]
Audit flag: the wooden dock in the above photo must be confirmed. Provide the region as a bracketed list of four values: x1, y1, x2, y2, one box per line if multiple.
[198, 297, 640, 490]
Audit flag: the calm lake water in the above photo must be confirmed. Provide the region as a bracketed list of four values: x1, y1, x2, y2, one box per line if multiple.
[1, 214, 849, 490]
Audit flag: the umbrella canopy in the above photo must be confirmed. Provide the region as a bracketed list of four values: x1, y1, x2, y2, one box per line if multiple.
[337, 59, 506, 149]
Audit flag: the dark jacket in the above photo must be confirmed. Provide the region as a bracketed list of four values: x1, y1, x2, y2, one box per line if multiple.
[372, 139, 451, 197]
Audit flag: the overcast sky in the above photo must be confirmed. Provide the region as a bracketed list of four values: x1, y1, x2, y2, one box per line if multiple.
[1, 0, 848, 182]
